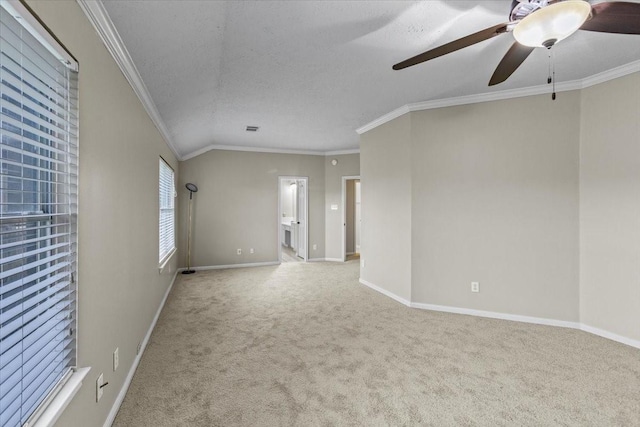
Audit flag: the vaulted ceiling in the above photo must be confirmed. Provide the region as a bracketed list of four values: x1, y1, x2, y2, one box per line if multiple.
[100, 0, 640, 158]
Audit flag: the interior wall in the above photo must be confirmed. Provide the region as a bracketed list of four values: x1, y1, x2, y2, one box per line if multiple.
[25, 2, 180, 426]
[360, 73, 640, 342]
[579, 72, 640, 341]
[360, 114, 412, 301]
[411, 93, 581, 321]
[178, 150, 325, 266]
[323, 154, 360, 260]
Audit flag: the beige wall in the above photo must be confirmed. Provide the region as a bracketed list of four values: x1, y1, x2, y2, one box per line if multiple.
[361, 73, 640, 341]
[25, 2, 180, 426]
[360, 114, 412, 301]
[324, 154, 360, 260]
[410, 94, 581, 320]
[178, 152, 359, 266]
[579, 73, 640, 341]
[178, 150, 326, 266]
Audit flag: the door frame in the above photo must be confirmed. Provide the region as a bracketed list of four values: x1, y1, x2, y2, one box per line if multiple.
[341, 175, 360, 262]
[278, 176, 309, 263]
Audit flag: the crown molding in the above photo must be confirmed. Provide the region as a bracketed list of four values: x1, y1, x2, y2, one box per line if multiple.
[181, 144, 324, 161]
[357, 60, 640, 135]
[407, 79, 583, 112]
[179, 145, 218, 161]
[76, 0, 182, 160]
[181, 144, 360, 161]
[580, 59, 640, 89]
[355, 105, 411, 135]
[324, 149, 360, 156]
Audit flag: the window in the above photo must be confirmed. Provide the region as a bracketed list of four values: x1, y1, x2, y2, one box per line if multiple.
[0, 3, 79, 427]
[159, 158, 175, 264]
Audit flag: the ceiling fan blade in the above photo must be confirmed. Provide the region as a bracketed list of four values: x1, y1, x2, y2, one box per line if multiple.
[392, 23, 510, 70]
[488, 41, 535, 86]
[581, 1, 640, 34]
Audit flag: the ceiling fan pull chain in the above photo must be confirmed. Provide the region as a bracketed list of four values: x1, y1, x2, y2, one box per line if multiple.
[552, 49, 556, 101]
[547, 50, 552, 85]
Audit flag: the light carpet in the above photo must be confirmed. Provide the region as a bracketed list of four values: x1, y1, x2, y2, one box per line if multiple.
[113, 261, 640, 426]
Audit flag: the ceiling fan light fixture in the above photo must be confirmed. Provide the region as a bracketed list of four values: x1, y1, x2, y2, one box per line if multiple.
[513, 0, 591, 48]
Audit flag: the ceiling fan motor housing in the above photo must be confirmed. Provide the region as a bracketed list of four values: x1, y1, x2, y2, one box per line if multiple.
[510, 0, 549, 21]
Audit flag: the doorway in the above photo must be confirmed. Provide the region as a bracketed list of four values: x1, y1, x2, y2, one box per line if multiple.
[342, 176, 361, 262]
[278, 176, 308, 263]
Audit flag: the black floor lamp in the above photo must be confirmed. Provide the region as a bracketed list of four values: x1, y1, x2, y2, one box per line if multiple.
[182, 183, 198, 274]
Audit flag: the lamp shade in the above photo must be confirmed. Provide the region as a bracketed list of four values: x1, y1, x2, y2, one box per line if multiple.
[513, 1, 591, 48]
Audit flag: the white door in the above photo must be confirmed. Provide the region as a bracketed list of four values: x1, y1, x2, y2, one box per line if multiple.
[355, 181, 361, 253]
[290, 182, 297, 250]
[296, 179, 307, 259]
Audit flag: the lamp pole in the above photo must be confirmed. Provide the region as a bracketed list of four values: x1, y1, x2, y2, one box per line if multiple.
[182, 183, 198, 274]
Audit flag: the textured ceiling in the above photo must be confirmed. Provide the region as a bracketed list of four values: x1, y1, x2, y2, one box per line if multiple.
[101, 0, 640, 158]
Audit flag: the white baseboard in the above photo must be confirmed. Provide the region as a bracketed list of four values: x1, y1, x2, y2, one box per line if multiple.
[325, 258, 344, 262]
[580, 324, 640, 349]
[359, 278, 411, 306]
[361, 278, 639, 350]
[409, 302, 580, 329]
[178, 261, 279, 271]
[103, 270, 178, 427]
[308, 258, 343, 263]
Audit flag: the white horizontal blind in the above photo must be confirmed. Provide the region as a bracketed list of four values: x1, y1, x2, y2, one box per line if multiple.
[159, 158, 174, 263]
[0, 4, 78, 427]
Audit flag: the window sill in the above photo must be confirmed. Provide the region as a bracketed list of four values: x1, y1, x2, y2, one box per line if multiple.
[29, 367, 91, 427]
[159, 248, 177, 273]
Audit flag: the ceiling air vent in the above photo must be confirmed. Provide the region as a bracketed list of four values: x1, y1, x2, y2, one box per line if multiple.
[246, 126, 259, 132]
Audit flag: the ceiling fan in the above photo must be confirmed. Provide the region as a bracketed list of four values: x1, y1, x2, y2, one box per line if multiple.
[393, 0, 640, 86]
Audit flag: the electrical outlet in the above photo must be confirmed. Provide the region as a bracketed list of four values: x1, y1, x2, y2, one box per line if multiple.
[471, 282, 480, 293]
[250, 248, 254, 254]
[96, 373, 104, 402]
[312, 244, 317, 251]
[237, 248, 242, 255]
[113, 348, 119, 371]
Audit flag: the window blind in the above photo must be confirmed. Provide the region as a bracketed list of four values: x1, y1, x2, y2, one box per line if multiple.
[159, 158, 174, 264]
[0, 3, 78, 427]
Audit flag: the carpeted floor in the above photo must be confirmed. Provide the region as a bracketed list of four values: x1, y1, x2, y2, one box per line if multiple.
[113, 261, 640, 426]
